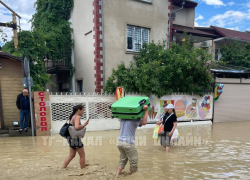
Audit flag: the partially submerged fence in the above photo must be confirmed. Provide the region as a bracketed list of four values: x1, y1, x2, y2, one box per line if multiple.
[49, 92, 213, 133]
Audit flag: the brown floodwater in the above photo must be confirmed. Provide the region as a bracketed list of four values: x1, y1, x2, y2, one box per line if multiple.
[0, 121, 250, 180]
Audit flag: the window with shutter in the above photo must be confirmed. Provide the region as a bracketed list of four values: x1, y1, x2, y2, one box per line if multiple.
[127, 26, 133, 50]
[126, 25, 150, 52]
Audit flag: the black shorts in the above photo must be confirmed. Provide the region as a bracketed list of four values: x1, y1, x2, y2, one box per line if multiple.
[67, 137, 83, 149]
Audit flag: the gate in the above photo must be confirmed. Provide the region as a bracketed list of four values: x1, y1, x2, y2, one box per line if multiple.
[49, 93, 120, 133]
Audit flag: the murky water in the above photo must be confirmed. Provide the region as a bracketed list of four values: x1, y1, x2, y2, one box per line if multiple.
[0, 121, 250, 180]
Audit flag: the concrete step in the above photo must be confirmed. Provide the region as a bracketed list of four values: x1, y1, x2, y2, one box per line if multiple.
[9, 129, 32, 137]
[0, 129, 9, 134]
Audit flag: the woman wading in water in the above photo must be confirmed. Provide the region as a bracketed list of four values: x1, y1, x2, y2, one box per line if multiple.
[62, 105, 89, 169]
[156, 104, 177, 152]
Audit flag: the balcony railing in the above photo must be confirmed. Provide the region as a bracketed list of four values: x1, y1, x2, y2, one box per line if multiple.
[45, 59, 70, 74]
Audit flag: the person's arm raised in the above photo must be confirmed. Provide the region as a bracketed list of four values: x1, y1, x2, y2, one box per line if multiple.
[139, 105, 148, 126]
[75, 116, 89, 130]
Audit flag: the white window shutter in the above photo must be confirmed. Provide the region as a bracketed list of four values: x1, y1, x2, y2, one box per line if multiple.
[135, 27, 141, 52]
[142, 29, 149, 44]
[127, 26, 133, 50]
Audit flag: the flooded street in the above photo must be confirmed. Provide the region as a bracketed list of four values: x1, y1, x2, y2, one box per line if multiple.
[0, 121, 250, 180]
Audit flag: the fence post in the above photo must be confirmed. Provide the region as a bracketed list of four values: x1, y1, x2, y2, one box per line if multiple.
[86, 95, 89, 119]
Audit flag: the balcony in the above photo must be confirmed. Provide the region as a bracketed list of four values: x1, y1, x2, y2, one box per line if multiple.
[45, 59, 70, 74]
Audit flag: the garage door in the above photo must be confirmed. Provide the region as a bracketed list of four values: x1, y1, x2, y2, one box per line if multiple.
[214, 83, 250, 123]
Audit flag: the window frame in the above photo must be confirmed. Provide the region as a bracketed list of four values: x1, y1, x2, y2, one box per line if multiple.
[215, 48, 222, 61]
[126, 25, 150, 53]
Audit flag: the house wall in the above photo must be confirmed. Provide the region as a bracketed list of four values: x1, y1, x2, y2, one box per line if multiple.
[0, 58, 23, 128]
[71, 0, 95, 92]
[103, 0, 171, 83]
[194, 40, 214, 56]
[173, 5, 195, 28]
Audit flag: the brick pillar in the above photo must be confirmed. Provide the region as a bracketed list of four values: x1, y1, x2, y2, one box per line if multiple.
[93, 0, 103, 94]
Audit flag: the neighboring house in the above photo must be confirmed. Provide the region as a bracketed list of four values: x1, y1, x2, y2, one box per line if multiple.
[67, 0, 213, 93]
[194, 26, 250, 61]
[0, 51, 23, 129]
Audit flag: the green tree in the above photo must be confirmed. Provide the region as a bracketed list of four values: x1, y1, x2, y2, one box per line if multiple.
[2, 30, 50, 91]
[31, 0, 74, 63]
[218, 42, 250, 68]
[105, 39, 213, 97]
[0, 27, 7, 44]
[2, 0, 74, 91]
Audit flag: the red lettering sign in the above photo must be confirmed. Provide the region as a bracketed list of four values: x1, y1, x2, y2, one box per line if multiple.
[39, 107, 46, 111]
[41, 117, 46, 121]
[40, 122, 47, 126]
[37, 92, 48, 133]
[39, 97, 45, 101]
[39, 102, 46, 106]
[40, 112, 46, 116]
[41, 127, 47, 131]
[38, 92, 45, 96]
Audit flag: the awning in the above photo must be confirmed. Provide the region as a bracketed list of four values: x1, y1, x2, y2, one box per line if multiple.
[211, 64, 250, 74]
[173, 24, 217, 43]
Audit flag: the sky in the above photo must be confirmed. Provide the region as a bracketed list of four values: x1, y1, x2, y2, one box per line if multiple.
[194, 0, 250, 31]
[0, 0, 250, 46]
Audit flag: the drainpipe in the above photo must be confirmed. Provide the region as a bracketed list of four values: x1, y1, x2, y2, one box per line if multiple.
[167, 1, 185, 49]
[69, 18, 75, 93]
[101, 0, 105, 91]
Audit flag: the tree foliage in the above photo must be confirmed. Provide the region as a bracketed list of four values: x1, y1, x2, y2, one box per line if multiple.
[2, 31, 50, 91]
[0, 27, 7, 44]
[218, 42, 250, 68]
[31, 0, 74, 62]
[2, 0, 74, 91]
[105, 39, 213, 97]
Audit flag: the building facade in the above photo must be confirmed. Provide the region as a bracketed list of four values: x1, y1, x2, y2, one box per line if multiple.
[70, 0, 199, 93]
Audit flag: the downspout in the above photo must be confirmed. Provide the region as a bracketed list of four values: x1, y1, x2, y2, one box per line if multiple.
[167, 1, 185, 49]
[101, 0, 105, 90]
[69, 16, 75, 93]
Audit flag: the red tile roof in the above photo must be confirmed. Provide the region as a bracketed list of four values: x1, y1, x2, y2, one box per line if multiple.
[173, 24, 216, 38]
[211, 26, 250, 42]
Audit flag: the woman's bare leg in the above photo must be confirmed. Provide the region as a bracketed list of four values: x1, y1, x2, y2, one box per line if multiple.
[76, 147, 85, 169]
[63, 147, 76, 168]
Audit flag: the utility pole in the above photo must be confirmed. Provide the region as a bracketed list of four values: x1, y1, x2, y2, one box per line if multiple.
[0, 0, 22, 48]
[24, 57, 34, 136]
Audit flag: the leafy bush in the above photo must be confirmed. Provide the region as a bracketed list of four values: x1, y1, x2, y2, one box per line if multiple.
[105, 39, 213, 97]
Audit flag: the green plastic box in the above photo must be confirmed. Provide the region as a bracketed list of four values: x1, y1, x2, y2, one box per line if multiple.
[110, 96, 151, 120]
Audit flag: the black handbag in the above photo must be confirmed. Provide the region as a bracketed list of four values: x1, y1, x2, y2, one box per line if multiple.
[59, 120, 70, 138]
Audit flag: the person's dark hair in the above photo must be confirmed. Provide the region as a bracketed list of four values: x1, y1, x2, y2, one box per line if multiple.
[163, 103, 168, 108]
[172, 108, 176, 116]
[69, 105, 84, 120]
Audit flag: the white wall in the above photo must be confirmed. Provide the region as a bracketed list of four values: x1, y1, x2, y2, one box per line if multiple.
[71, 0, 95, 92]
[173, 6, 195, 28]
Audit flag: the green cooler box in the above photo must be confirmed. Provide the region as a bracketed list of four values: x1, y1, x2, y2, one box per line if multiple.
[110, 96, 151, 120]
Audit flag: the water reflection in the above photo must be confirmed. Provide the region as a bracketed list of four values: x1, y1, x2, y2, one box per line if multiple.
[0, 121, 250, 179]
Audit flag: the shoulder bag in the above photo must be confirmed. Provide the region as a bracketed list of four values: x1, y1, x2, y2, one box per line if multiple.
[158, 113, 174, 135]
[68, 116, 87, 138]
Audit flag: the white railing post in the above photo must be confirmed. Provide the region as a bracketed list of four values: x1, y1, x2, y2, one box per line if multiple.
[86, 95, 89, 120]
